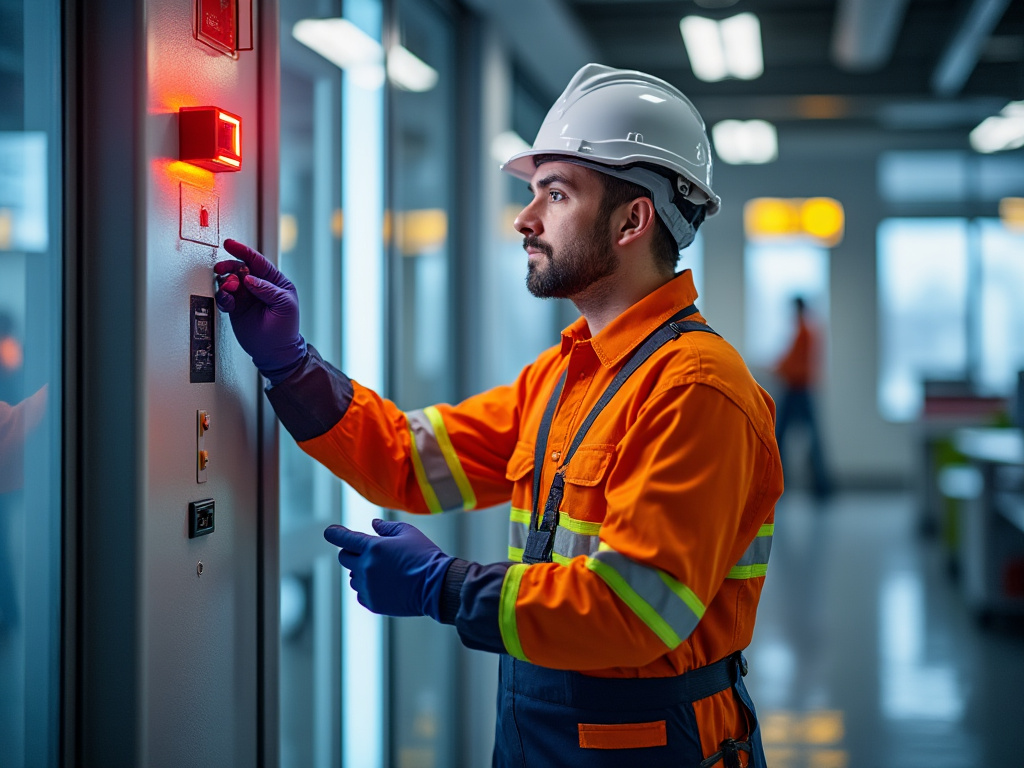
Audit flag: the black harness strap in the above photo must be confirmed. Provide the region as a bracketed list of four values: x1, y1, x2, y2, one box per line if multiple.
[522, 303, 719, 564]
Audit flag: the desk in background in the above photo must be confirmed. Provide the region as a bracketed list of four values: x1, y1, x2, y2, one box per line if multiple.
[954, 427, 1024, 622]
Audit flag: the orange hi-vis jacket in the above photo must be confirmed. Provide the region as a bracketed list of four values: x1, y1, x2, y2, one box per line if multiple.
[775, 316, 819, 389]
[266, 270, 783, 754]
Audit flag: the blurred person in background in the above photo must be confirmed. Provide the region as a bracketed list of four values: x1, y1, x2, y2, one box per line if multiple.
[216, 64, 782, 768]
[774, 296, 832, 501]
[0, 313, 47, 633]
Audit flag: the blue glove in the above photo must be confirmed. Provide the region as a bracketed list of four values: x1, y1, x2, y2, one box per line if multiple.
[324, 519, 455, 621]
[214, 238, 307, 386]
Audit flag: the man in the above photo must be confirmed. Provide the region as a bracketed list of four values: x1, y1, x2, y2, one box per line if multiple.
[216, 64, 782, 768]
[774, 296, 832, 501]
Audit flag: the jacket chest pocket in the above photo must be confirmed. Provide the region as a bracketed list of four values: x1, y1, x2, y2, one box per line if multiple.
[554, 444, 614, 560]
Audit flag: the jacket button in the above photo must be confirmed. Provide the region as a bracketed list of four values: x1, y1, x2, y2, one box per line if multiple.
[551, 450, 561, 461]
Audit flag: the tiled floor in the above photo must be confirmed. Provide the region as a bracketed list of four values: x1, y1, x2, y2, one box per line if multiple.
[745, 491, 1024, 768]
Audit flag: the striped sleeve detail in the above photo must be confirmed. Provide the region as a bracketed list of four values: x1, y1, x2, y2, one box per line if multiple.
[507, 508, 602, 563]
[727, 523, 773, 579]
[586, 543, 705, 650]
[406, 406, 477, 513]
[498, 564, 530, 662]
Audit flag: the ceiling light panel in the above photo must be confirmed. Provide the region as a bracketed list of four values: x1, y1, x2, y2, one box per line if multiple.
[712, 119, 778, 164]
[970, 101, 1024, 153]
[680, 13, 764, 82]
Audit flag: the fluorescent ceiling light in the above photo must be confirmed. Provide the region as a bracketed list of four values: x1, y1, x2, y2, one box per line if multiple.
[292, 20, 437, 93]
[720, 14, 763, 79]
[491, 131, 531, 166]
[970, 101, 1024, 153]
[293, 18, 382, 69]
[680, 13, 763, 82]
[712, 119, 778, 164]
[386, 46, 438, 92]
[680, 17, 727, 81]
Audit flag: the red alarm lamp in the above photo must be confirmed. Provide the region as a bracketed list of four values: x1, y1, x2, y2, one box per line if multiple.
[179, 106, 242, 172]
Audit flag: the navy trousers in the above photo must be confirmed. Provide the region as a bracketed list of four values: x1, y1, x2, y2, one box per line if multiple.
[493, 653, 766, 768]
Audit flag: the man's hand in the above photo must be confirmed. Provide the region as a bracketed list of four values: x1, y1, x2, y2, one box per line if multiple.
[214, 238, 307, 386]
[324, 519, 455, 621]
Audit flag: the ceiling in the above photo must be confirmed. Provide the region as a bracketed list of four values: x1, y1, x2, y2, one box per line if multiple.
[561, 0, 1024, 144]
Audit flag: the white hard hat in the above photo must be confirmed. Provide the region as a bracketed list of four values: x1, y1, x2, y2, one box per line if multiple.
[502, 63, 720, 250]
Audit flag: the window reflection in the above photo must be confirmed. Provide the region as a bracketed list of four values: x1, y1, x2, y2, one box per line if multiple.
[744, 241, 830, 370]
[977, 221, 1024, 394]
[279, 2, 346, 766]
[878, 571, 965, 722]
[877, 219, 969, 421]
[388, 2, 460, 765]
[0, 1, 62, 765]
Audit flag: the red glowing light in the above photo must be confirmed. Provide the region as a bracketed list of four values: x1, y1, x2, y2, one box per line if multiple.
[179, 106, 242, 173]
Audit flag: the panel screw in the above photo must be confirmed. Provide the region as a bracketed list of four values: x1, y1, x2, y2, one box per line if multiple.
[197, 561, 204, 577]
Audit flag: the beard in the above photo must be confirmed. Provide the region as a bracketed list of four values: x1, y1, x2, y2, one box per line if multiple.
[524, 223, 618, 299]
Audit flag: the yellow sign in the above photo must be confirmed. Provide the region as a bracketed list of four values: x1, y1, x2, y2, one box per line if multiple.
[745, 197, 844, 247]
[999, 197, 1024, 230]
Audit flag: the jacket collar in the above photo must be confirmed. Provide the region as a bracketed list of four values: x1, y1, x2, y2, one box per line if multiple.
[559, 270, 702, 368]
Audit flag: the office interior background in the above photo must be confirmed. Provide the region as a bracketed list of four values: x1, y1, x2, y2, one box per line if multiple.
[1, 0, 1023, 765]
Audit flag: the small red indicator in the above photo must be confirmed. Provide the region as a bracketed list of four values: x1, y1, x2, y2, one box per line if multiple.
[179, 106, 242, 173]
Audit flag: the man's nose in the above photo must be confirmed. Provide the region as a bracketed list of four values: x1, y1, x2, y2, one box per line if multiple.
[513, 200, 541, 237]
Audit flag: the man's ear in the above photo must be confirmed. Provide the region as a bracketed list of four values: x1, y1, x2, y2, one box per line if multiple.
[615, 197, 658, 248]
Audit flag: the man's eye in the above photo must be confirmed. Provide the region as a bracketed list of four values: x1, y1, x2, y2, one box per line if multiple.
[549, 190, 565, 202]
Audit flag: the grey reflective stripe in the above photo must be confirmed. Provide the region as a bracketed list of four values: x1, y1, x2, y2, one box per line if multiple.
[589, 545, 704, 648]
[727, 523, 773, 579]
[508, 508, 601, 563]
[406, 409, 465, 512]
[735, 530, 772, 567]
[553, 523, 601, 559]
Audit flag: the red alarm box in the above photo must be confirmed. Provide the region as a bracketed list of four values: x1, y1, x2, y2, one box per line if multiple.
[179, 106, 242, 172]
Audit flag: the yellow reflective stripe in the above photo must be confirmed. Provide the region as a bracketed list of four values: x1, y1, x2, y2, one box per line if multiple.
[508, 546, 524, 562]
[586, 557, 682, 649]
[656, 570, 707, 620]
[557, 512, 601, 536]
[727, 563, 769, 579]
[424, 406, 477, 510]
[510, 507, 531, 525]
[408, 435, 443, 514]
[499, 564, 530, 662]
[727, 522, 774, 579]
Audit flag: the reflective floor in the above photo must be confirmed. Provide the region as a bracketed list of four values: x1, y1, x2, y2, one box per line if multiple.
[745, 491, 1024, 768]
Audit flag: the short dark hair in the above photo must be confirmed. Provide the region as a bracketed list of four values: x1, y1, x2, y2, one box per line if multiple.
[595, 170, 706, 274]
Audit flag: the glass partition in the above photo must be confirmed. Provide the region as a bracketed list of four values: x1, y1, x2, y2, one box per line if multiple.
[877, 218, 969, 421]
[278, 2, 346, 765]
[387, 0, 461, 764]
[0, 0, 63, 765]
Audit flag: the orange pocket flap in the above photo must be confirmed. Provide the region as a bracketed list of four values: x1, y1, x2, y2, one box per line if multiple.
[562, 444, 614, 487]
[577, 720, 667, 750]
[504, 440, 535, 482]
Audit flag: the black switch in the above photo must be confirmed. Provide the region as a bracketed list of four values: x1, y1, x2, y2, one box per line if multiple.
[189, 499, 215, 538]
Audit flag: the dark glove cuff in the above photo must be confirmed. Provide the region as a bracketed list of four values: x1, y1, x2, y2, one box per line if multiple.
[438, 558, 470, 625]
[259, 336, 309, 387]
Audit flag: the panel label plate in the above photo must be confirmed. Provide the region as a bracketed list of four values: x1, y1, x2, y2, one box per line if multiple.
[190, 295, 216, 383]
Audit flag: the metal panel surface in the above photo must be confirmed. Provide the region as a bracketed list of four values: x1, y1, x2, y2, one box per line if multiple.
[140, 0, 264, 764]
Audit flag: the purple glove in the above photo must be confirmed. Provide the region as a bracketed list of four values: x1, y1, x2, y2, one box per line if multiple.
[324, 519, 455, 621]
[214, 239, 307, 386]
